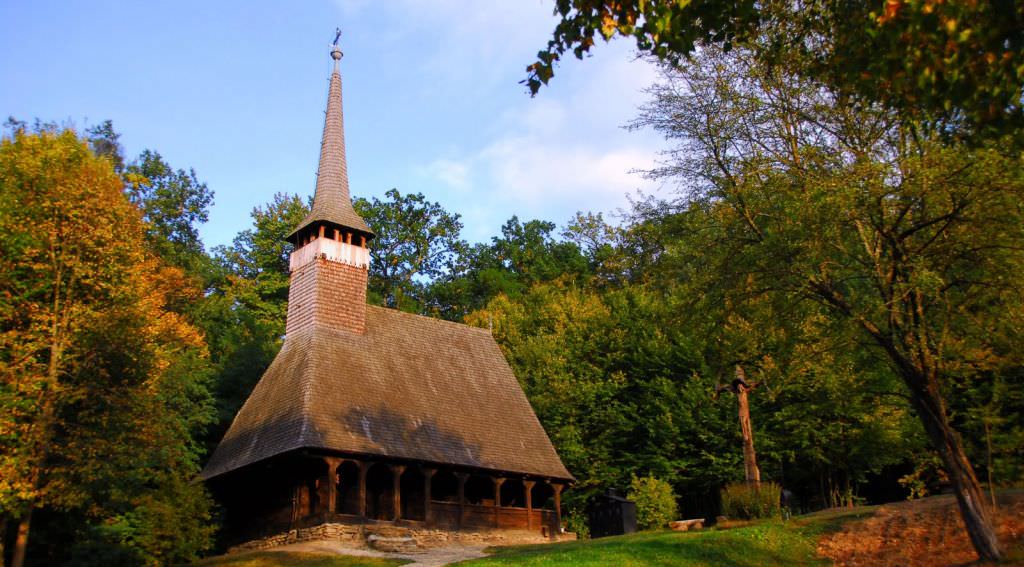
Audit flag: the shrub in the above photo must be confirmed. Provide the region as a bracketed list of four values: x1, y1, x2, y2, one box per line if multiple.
[563, 507, 591, 539]
[720, 481, 781, 520]
[628, 475, 679, 530]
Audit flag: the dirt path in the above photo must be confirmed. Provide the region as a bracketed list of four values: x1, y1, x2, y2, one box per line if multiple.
[266, 540, 489, 566]
[817, 491, 1024, 566]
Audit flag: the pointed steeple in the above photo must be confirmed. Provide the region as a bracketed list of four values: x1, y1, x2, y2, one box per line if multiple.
[288, 34, 373, 244]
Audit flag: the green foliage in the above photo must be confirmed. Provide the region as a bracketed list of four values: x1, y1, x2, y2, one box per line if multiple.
[631, 44, 1021, 559]
[353, 188, 465, 312]
[721, 482, 781, 520]
[563, 508, 591, 540]
[628, 476, 679, 530]
[429, 215, 591, 320]
[0, 127, 215, 564]
[203, 192, 309, 449]
[531, 1, 1024, 138]
[463, 518, 828, 566]
[125, 149, 214, 274]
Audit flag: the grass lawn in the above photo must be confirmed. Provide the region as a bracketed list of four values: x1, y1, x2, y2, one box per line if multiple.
[195, 551, 406, 567]
[460, 509, 875, 567]
[195, 496, 1024, 566]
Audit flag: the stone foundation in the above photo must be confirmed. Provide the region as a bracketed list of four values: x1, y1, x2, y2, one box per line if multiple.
[229, 523, 575, 553]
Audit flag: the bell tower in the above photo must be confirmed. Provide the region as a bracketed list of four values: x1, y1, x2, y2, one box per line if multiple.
[285, 32, 374, 336]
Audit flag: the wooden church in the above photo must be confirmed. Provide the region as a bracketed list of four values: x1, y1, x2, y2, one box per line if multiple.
[201, 38, 572, 549]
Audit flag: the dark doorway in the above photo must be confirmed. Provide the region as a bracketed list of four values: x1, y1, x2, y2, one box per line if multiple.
[465, 475, 494, 506]
[336, 461, 360, 516]
[400, 467, 426, 521]
[501, 480, 526, 507]
[365, 463, 393, 520]
[531, 482, 554, 509]
[432, 470, 459, 502]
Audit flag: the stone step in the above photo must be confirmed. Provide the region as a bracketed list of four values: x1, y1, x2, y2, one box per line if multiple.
[367, 534, 419, 553]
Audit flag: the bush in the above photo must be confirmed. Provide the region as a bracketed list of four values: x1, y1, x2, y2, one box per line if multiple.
[720, 481, 781, 520]
[628, 475, 679, 530]
[563, 507, 591, 539]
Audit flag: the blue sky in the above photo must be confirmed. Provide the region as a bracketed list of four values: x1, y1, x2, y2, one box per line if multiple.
[1, 1, 665, 248]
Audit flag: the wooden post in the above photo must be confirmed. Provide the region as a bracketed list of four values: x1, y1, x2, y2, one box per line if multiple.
[422, 467, 436, 524]
[552, 483, 563, 537]
[717, 365, 761, 485]
[360, 235, 366, 248]
[346, 232, 352, 244]
[334, 229, 341, 241]
[318, 225, 325, 238]
[456, 472, 468, 528]
[391, 465, 406, 521]
[358, 461, 368, 519]
[524, 480, 536, 530]
[493, 477, 506, 527]
[736, 384, 761, 484]
[325, 457, 341, 514]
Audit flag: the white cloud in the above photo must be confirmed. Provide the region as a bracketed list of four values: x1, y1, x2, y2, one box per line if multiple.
[419, 158, 470, 191]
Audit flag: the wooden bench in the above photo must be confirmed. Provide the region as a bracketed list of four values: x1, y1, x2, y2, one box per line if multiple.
[669, 518, 705, 531]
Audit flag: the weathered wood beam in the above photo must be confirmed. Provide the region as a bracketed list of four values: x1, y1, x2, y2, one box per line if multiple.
[391, 465, 406, 521]
[456, 472, 468, 529]
[524, 480, 536, 530]
[358, 461, 369, 519]
[493, 477, 506, 527]
[324, 457, 341, 514]
[422, 467, 436, 524]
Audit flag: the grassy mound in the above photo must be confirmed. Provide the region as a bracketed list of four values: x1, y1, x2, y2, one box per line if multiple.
[461, 517, 858, 567]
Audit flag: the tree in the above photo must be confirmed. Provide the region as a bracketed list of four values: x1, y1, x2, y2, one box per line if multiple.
[529, 1, 1024, 138]
[125, 150, 214, 273]
[0, 128, 214, 565]
[85, 120, 124, 173]
[353, 189, 465, 312]
[632, 47, 1022, 560]
[203, 193, 309, 448]
[429, 216, 592, 320]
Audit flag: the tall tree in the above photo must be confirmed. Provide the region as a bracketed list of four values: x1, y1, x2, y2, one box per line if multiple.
[353, 189, 465, 312]
[0, 128, 214, 565]
[125, 150, 214, 274]
[632, 47, 1022, 560]
[203, 193, 308, 447]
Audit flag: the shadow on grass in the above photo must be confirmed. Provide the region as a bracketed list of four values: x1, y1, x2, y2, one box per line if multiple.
[794, 506, 881, 537]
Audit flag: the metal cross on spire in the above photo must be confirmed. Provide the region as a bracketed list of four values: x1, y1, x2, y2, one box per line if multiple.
[331, 28, 343, 63]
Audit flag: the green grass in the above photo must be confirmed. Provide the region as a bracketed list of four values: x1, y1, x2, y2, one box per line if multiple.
[459, 510, 875, 567]
[195, 508, 876, 567]
[195, 551, 406, 567]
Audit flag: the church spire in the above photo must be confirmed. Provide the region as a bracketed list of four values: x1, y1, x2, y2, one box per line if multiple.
[288, 30, 373, 244]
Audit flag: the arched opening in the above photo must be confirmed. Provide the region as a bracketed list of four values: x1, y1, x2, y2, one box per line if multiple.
[365, 463, 393, 520]
[400, 467, 426, 521]
[501, 479, 526, 508]
[296, 458, 326, 519]
[431, 470, 459, 502]
[336, 461, 360, 516]
[465, 475, 494, 506]
[532, 482, 555, 510]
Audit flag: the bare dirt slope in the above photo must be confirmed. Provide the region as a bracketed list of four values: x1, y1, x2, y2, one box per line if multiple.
[817, 491, 1024, 566]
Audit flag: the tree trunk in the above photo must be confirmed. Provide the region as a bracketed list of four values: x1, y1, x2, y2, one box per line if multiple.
[11, 510, 31, 567]
[736, 385, 761, 485]
[910, 383, 1003, 561]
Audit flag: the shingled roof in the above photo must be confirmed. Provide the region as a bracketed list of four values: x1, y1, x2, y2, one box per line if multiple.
[288, 52, 373, 241]
[201, 306, 572, 481]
